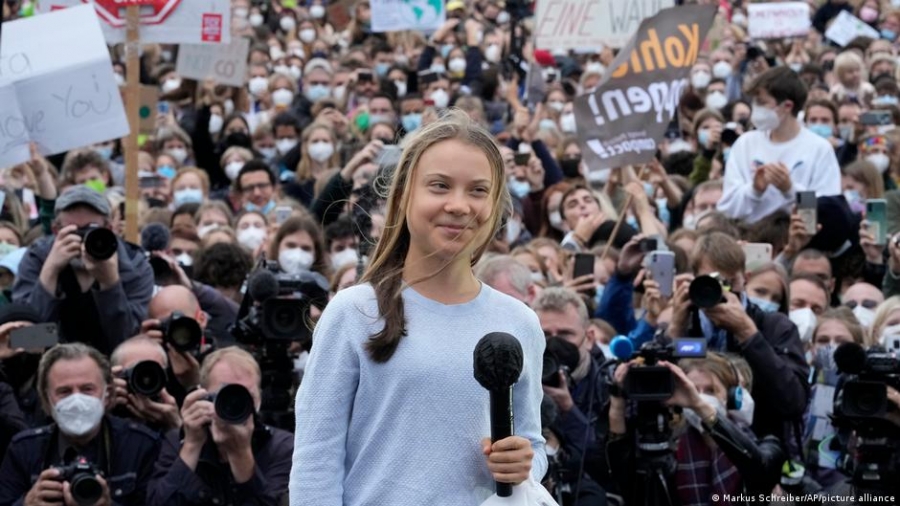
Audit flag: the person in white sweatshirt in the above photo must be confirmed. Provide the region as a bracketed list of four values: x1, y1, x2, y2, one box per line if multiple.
[717, 66, 841, 224]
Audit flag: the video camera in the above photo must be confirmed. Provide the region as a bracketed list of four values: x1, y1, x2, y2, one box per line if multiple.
[834, 342, 900, 429]
[119, 360, 167, 397]
[54, 456, 103, 506]
[159, 312, 203, 352]
[207, 384, 255, 424]
[617, 338, 708, 401]
[76, 225, 118, 261]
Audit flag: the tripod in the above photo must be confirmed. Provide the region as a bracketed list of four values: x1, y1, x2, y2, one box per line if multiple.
[629, 402, 678, 506]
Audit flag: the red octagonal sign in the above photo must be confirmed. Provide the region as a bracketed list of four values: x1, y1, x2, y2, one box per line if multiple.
[85, 0, 182, 27]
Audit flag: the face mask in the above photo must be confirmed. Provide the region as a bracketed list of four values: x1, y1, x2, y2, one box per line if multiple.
[751, 104, 781, 131]
[167, 148, 188, 164]
[560, 157, 581, 178]
[508, 178, 530, 199]
[546, 336, 581, 373]
[162, 78, 181, 94]
[305, 84, 331, 102]
[176, 252, 193, 267]
[208, 114, 224, 135]
[94, 146, 113, 161]
[668, 139, 693, 154]
[272, 88, 295, 107]
[249, 76, 269, 98]
[698, 129, 711, 149]
[370, 113, 392, 126]
[394, 80, 407, 98]
[225, 161, 245, 181]
[750, 296, 779, 313]
[448, 58, 466, 74]
[873, 95, 900, 106]
[276, 138, 299, 155]
[244, 199, 276, 215]
[332, 84, 346, 102]
[789, 62, 803, 73]
[732, 13, 747, 26]
[586, 168, 610, 184]
[691, 71, 711, 89]
[197, 224, 219, 239]
[839, 124, 854, 141]
[585, 62, 605, 75]
[441, 44, 455, 59]
[682, 213, 699, 230]
[882, 29, 897, 41]
[374, 62, 391, 78]
[114, 73, 125, 86]
[808, 124, 832, 139]
[705, 91, 728, 110]
[173, 188, 204, 207]
[549, 211, 565, 231]
[560, 113, 576, 133]
[401, 113, 422, 132]
[331, 248, 359, 270]
[224, 99, 235, 116]
[237, 226, 267, 251]
[234, 7, 248, 18]
[880, 323, 900, 351]
[723, 147, 732, 162]
[729, 390, 755, 426]
[430, 63, 447, 74]
[539, 119, 557, 131]
[250, 13, 264, 26]
[861, 6, 879, 22]
[310, 4, 326, 18]
[505, 218, 521, 244]
[867, 153, 891, 173]
[790, 308, 817, 343]
[684, 393, 725, 433]
[280, 16, 297, 32]
[485, 44, 502, 63]
[279, 248, 314, 274]
[299, 28, 317, 43]
[852, 305, 875, 328]
[713, 60, 732, 79]
[430, 88, 450, 109]
[288, 65, 303, 80]
[53, 393, 105, 437]
[308, 142, 335, 162]
[546, 100, 565, 113]
[274, 64, 291, 76]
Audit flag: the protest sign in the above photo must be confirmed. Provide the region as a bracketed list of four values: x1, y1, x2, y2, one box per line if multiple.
[536, 0, 675, 50]
[825, 10, 880, 46]
[0, 4, 129, 167]
[748, 2, 810, 40]
[574, 4, 716, 171]
[176, 38, 251, 87]
[370, 0, 445, 33]
[41, 0, 232, 44]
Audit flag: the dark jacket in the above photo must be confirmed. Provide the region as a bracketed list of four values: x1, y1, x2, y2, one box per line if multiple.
[0, 415, 160, 506]
[11, 237, 154, 356]
[0, 381, 26, 457]
[146, 421, 293, 506]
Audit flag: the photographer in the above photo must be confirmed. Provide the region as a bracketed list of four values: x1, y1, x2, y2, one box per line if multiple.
[12, 186, 154, 355]
[533, 288, 611, 491]
[0, 343, 159, 506]
[668, 232, 809, 439]
[110, 337, 182, 433]
[146, 347, 292, 506]
[607, 354, 784, 506]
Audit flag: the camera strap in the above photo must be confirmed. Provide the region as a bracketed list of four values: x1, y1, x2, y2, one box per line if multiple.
[43, 420, 112, 477]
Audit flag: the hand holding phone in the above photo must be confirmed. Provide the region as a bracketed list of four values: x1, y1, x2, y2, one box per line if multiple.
[867, 199, 888, 245]
[796, 191, 817, 235]
[9, 323, 59, 352]
[644, 251, 675, 298]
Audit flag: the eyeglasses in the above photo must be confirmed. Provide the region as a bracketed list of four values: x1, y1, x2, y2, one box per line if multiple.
[844, 299, 879, 310]
[241, 182, 272, 194]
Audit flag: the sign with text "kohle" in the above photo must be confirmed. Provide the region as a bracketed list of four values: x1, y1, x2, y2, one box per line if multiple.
[574, 5, 716, 172]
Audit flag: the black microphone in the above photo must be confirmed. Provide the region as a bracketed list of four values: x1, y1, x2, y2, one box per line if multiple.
[140, 223, 170, 252]
[247, 269, 279, 302]
[834, 342, 867, 374]
[473, 332, 524, 498]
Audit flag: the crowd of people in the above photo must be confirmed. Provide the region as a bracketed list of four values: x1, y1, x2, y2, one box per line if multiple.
[1, 0, 900, 504]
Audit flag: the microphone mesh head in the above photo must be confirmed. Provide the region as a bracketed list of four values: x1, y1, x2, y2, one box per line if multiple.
[473, 332, 524, 391]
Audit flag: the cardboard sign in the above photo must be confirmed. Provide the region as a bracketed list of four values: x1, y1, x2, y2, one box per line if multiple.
[748, 2, 810, 40]
[0, 5, 129, 167]
[175, 37, 250, 87]
[536, 0, 675, 50]
[42, 0, 232, 44]
[825, 10, 880, 46]
[574, 5, 717, 171]
[370, 0, 445, 33]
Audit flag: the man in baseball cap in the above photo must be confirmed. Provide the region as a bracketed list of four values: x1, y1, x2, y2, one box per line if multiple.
[11, 185, 153, 356]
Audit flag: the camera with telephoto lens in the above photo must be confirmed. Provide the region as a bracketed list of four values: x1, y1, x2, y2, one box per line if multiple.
[542, 337, 578, 388]
[75, 224, 118, 261]
[623, 338, 708, 401]
[207, 383, 255, 424]
[54, 456, 103, 506]
[689, 272, 731, 309]
[159, 311, 203, 352]
[120, 360, 167, 397]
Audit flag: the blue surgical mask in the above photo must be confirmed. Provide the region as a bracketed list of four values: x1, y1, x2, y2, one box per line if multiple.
[594, 283, 606, 309]
[441, 44, 454, 59]
[245, 199, 276, 215]
[508, 178, 530, 199]
[304, 84, 331, 102]
[157, 165, 177, 180]
[402, 113, 422, 132]
[656, 198, 671, 228]
[538, 119, 557, 131]
[874, 95, 900, 106]
[882, 29, 897, 41]
[808, 124, 833, 139]
[626, 215, 639, 231]
[750, 296, 779, 313]
[173, 188, 204, 207]
[697, 129, 710, 149]
[94, 146, 113, 161]
[723, 147, 731, 162]
[375, 62, 391, 77]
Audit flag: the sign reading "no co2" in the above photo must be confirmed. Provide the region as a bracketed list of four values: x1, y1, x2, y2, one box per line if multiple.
[175, 38, 250, 87]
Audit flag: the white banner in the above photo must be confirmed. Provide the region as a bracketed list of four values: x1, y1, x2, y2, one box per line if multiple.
[825, 10, 880, 46]
[0, 5, 129, 168]
[536, 0, 674, 50]
[176, 38, 251, 87]
[748, 2, 811, 40]
[40, 0, 232, 45]
[370, 0, 445, 33]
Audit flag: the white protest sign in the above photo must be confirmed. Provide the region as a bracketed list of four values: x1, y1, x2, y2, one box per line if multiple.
[748, 2, 810, 39]
[176, 38, 250, 87]
[370, 0, 445, 33]
[536, 0, 674, 50]
[825, 10, 880, 46]
[0, 4, 129, 167]
[41, 0, 232, 45]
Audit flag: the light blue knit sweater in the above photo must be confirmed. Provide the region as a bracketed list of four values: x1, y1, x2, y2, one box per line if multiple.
[289, 282, 547, 506]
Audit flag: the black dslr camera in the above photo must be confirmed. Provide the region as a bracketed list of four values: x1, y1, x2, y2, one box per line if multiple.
[120, 360, 167, 397]
[55, 456, 103, 506]
[159, 312, 203, 352]
[207, 384, 255, 424]
[75, 225, 118, 261]
[623, 338, 708, 401]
